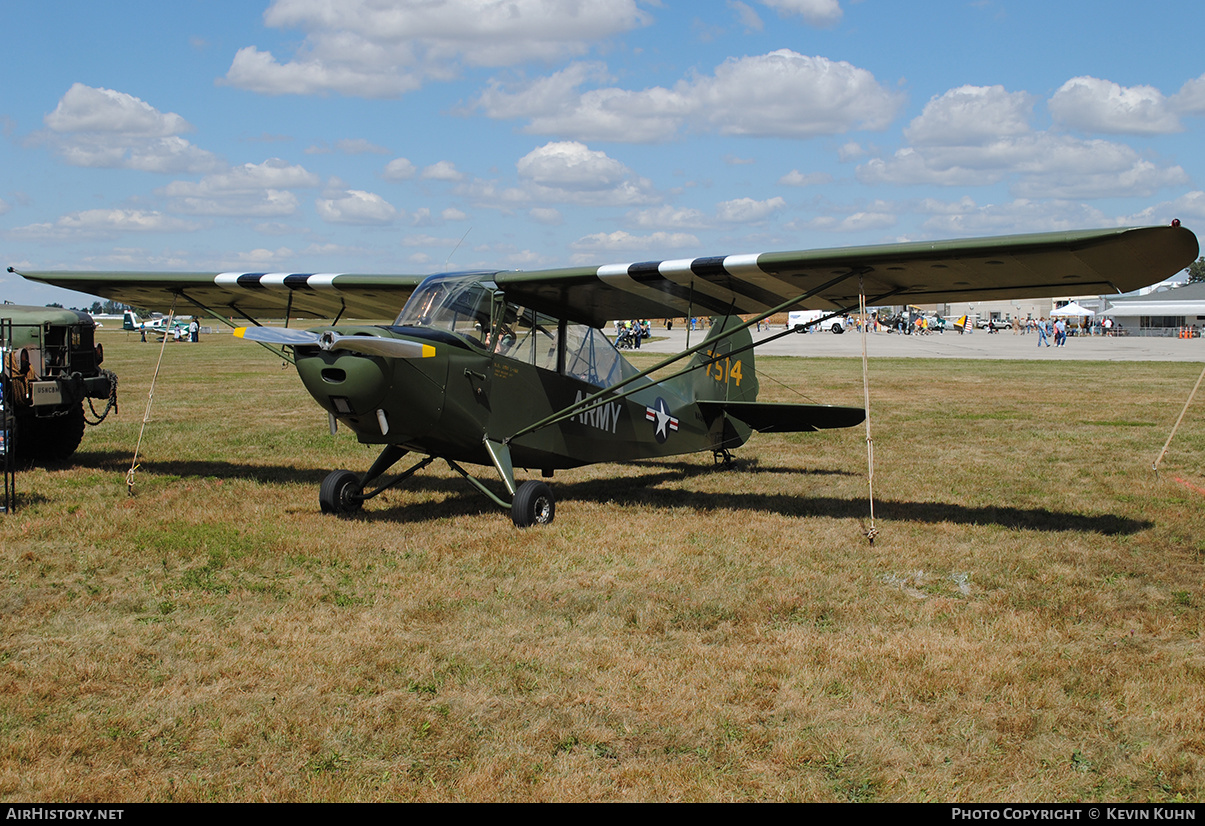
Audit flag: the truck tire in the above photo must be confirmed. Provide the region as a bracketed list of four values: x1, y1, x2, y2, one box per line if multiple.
[15, 404, 86, 463]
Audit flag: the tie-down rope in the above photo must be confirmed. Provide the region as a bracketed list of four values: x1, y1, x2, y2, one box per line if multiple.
[126, 298, 176, 495]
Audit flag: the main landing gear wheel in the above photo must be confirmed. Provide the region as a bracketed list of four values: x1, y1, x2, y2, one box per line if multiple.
[511, 480, 555, 528]
[319, 469, 363, 515]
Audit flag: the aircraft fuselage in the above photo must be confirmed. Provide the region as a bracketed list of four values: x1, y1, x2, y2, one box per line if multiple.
[293, 322, 732, 472]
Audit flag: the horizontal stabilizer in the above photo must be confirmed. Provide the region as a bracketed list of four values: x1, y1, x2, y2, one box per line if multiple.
[699, 401, 865, 432]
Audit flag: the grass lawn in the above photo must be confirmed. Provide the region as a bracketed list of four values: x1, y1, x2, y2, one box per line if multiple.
[1, 329, 1202, 802]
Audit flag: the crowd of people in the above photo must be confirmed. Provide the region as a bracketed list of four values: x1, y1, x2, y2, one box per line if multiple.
[605, 312, 1158, 349]
[614, 319, 652, 349]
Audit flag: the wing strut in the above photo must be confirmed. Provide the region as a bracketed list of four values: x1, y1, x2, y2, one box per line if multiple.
[505, 271, 903, 444]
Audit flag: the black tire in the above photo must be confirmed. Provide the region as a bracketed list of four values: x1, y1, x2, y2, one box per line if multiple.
[831, 323, 844, 334]
[511, 480, 555, 528]
[319, 469, 363, 515]
[15, 404, 85, 463]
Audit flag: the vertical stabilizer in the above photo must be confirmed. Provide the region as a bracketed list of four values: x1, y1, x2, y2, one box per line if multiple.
[673, 315, 759, 404]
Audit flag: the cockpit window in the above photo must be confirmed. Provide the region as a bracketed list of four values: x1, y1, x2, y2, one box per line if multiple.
[394, 274, 494, 345]
[394, 272, 637, 388]
[563, 323, 635, 388]
[495, 305, 558, 371]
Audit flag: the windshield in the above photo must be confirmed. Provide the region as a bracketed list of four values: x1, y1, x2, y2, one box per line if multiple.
[394, 274, 494, 344]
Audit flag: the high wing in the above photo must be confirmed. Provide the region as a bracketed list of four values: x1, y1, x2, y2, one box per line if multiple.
[12, 225, 1198, 327]
[8, 269, 433, 322]
[496, 225, 1200, 327]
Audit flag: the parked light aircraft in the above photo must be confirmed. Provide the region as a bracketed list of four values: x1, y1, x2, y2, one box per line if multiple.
[122, 310, 190, 338]
[12, 223, 1198, 526]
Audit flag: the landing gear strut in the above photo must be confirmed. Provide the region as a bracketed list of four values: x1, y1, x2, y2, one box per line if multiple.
[317, 442, 558, 527]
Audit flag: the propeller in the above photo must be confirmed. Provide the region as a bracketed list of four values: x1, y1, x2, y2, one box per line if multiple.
[234, 326, 434, 359]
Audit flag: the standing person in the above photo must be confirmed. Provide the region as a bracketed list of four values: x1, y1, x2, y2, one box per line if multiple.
[189, 317, 199, 343]
[1054, 317, 1067, 347]
[1037, 317, 1049, 347]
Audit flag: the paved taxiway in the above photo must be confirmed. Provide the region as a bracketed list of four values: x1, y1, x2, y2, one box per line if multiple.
[639, 327, 1205, 361]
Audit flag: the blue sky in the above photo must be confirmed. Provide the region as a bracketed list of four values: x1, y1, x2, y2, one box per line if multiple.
[3, 0, 1204, 308]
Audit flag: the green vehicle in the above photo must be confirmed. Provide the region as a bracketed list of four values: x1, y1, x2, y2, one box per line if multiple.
[2, 305, 117, 461]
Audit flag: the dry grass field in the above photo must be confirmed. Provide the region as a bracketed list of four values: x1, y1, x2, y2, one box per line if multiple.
[1, 329, 1202, 802]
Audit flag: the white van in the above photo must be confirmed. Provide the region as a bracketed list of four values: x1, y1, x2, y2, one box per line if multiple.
[787, 310, 846, 333]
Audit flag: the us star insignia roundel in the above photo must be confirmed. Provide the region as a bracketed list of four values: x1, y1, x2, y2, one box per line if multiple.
[645, 397, 679, 444]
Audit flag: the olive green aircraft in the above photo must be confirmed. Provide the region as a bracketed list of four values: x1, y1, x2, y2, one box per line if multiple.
[12, 223, 1198, 526]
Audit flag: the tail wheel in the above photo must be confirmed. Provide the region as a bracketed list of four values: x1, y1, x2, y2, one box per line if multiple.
[712, 448, 734, 467]
[319, 469, 363, 515]
[511, 480, 555, 528]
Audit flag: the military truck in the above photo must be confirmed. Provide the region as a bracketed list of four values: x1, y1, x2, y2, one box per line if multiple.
[2, 305, 117, 461]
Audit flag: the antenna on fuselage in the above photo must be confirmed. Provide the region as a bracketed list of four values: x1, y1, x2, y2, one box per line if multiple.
[445, 227, 472, 271]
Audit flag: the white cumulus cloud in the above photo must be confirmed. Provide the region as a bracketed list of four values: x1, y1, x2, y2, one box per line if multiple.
[759, 0, 842, 27]
[715, 196, 786, 223]
[502, 142, 658, 206]
[904, 85, 1035, 147]
[779, 169, 832, 186]
[162, 159, 320, 216]
[517, 141, 631, 190]
[626, 205, 711, 230]
[569, 230, 700, 253]
[9, 209, 200, 240]
[1173, 72, 1205, 115]
[475, 50, 903, 142]
[222, 0, 651, 98]
[858, 82, 1190, 200]
[45, 83, 192, 135]
[383, 157, 417, 181]
[1049, 76, 1182, 135]
[315, 189, 398, 224]
[421, 160, 464, 181]
[40, 83, 220, 173]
